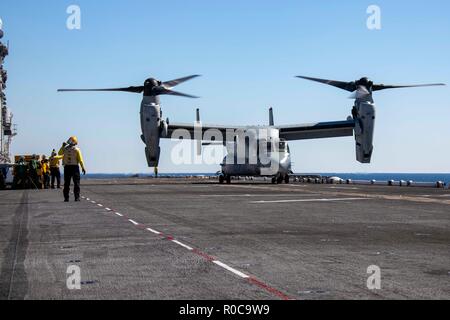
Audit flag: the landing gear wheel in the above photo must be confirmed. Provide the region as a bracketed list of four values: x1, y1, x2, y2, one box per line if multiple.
[226, 175, 231, 184]
[277, 176, 283, 184]
[219, 175, 224, 184]
[271, 177, 277, 184]
[284, 175, 290, 184]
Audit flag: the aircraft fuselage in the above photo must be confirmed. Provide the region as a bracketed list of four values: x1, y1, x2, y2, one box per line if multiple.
[220, 127, 292, 178]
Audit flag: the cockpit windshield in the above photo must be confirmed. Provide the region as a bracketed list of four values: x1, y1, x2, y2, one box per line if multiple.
[263, 140, 289, 153]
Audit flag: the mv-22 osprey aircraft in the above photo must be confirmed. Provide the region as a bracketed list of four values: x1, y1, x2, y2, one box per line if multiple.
[58, 75, 444, 184]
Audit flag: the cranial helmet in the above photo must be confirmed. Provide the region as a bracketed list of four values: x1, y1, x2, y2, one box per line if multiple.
[68, 136, 78, 146]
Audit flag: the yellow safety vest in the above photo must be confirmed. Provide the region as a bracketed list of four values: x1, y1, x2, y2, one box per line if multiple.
[63, 146, 80, 166]
[41, 162, 50, 174]
[49, 157, 60, 168]
[58, 145, 85, 170]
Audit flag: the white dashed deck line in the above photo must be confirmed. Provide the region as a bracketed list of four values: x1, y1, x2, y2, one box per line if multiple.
[172, 240, 193, 251]
[128, 219, 139, 226]
[146, 227, 161, 235]
[86, 198, 90, 201]
[82, 193, 291, 299]
[212, 261, 249, 279]
[250, 198, 368, 204]
[199, 194, 320, 198]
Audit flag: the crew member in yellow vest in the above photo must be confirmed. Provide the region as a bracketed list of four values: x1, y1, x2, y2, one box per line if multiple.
[49, 149, 62, 189]
[58, 136, 86, 202]
[41, 155, 51, 189]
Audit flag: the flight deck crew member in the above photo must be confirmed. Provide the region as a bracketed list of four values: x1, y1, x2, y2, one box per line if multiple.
[12, 157, 27, 189]
[28, 154, 42, 189]
[59, 136, 86, 202]
[49, 149, 61, 189]
[41, 155, 50, 189]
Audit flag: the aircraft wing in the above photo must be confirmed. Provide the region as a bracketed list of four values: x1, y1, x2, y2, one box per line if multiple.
[167, 122, 246, 142]
[167, 119, 355, 142]
[277, 120, 355, 141]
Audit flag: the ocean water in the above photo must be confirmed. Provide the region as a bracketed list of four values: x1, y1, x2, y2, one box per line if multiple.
[86, 173, 450, 183]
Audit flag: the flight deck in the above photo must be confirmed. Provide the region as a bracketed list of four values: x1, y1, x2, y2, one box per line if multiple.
[0, 179, 449, 300]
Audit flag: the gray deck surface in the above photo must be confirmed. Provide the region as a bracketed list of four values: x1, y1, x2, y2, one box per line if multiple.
[0, 179, 449, 300]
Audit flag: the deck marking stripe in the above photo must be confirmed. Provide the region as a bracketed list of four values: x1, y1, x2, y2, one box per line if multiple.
[83, 193, 293, 300]
[250, 197, 367, 204]
[86, 198, 90, 201]
[227, 183, 450, 205]
[248, 277, 292, 300]
[172, 240, 193, 251]
[146, 227, 161, 235]
[199, 194, 320, 198]
[128, 219, 139, 225]
[192, 248, 215, 261]
[213, 260, 249, 279]
[97, 204, 103, 207]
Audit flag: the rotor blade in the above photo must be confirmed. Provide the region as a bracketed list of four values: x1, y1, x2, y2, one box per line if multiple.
[296, 76, 357, 92]
[372, 83, 445, 91]
[163, 75, 201, 88]
[161, 88, 200, 98]
[57, 86, 144, 93]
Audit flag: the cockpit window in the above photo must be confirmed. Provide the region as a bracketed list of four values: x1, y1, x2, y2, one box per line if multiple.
[262, 141, 288, 153]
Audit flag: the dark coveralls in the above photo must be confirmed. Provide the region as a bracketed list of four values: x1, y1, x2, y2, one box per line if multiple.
[51, 167, 61, 189]
[64, 165, 81, 200]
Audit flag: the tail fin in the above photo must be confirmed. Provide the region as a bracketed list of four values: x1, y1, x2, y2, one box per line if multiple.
[269, 107, 274, 126]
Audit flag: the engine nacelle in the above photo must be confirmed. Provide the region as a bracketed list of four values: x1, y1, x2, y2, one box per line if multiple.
[145, 145, 160, 167]
[354, 101, 375, 163]
[140, 97, 163, 168]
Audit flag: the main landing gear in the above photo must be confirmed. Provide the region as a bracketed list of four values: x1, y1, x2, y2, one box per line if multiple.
[219, 174, 290, 185]
[271, 174, 290, 184]
[219, 175, 231, 184]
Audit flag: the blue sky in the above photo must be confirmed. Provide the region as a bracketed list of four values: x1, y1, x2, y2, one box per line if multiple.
[1, 0, 449, 173]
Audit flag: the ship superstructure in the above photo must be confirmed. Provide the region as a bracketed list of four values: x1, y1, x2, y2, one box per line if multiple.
[0, 21, 16, 166]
